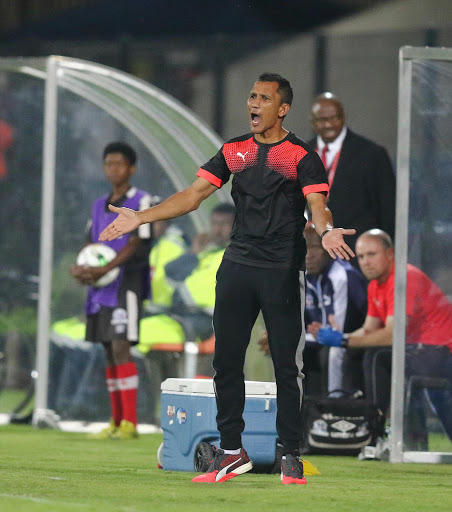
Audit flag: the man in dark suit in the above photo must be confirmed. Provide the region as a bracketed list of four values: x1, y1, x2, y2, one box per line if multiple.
[309, 93, 396, 262]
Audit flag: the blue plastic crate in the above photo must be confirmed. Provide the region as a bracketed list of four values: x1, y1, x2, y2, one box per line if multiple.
[160, 378, 278, 471]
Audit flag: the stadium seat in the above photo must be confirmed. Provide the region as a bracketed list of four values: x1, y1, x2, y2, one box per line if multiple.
[404, 375, 452, 450]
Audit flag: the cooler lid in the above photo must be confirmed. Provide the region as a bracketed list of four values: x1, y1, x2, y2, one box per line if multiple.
[161, 378, 276, 395]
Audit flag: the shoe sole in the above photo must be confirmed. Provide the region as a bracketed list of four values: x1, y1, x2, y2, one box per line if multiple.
[281, 475, 307, 485]
[192, 461, 254, 483]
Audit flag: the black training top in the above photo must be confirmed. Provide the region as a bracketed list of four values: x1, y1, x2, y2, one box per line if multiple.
[197, 132, 329, 270]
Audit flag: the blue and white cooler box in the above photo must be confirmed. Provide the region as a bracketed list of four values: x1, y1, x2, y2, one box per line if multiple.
[160, 378, 278, 472]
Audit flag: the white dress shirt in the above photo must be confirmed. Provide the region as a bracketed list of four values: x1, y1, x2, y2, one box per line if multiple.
[316, 126, 347, 170]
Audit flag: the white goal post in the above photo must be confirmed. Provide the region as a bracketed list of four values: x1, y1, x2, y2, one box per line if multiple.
[391, 46, 452, 464]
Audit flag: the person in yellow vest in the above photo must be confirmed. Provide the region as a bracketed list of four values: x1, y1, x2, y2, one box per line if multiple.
[166, 203, 235, 342]
[139, 215, 189, 351]
[147, 217, 188, 309]
[139, 203, 235, 354]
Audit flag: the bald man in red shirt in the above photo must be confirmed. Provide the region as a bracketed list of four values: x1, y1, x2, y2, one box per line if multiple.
[366, 257, 452, 351]
[317, 229, 452, 442]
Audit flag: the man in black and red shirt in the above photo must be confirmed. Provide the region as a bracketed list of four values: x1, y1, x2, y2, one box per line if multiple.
[99, 73, 356, 485]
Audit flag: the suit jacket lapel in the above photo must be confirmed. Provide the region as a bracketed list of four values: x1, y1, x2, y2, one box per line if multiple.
[334, 129, 354, 173]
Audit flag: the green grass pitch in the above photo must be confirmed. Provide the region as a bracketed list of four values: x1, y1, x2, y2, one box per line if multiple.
[0, 425, 451, 512]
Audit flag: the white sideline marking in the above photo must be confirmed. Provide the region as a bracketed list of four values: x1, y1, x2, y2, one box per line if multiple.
[0, 415, 162, 434]
[58, 421, 162, 434]
[0, 493, 90, 507]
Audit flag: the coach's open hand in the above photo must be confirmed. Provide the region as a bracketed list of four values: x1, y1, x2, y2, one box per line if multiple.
[321, 228, 356, 260]
[99, 204, 141, 241]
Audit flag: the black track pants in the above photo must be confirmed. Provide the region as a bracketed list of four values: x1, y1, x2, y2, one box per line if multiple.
[213, 259, 305, 454]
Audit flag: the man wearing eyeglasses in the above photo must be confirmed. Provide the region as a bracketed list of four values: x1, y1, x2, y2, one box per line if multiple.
[309, 93, 396, 263]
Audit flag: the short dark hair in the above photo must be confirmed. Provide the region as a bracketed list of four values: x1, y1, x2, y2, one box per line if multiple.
[212, 202, 236, 217]
[103, 141, 137, 166]
[257, 72, 293, 106]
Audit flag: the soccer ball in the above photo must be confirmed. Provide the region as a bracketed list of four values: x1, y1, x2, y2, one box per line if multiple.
[76, 243, 120, 288]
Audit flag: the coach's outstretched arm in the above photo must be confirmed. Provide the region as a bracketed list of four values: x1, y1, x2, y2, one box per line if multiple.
[306, 192, 356, 260]
[99, 177, 218, 241]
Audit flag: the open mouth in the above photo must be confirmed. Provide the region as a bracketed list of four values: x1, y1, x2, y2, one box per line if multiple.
[250, 113, 261, 125]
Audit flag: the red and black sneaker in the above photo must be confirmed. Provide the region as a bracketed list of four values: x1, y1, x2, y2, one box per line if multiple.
[280, 452, 307, 485]
[191, 447, 253, 483]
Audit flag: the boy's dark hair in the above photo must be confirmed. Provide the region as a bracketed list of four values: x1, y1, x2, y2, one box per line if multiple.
[257, 73, 293, 106]
[103, 141, 137, 166]
[212, 202, 236, 217]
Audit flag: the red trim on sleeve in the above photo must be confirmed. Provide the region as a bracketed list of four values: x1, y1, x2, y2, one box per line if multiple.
[196, 168, 223, 188]
[303, 183, 329, 197]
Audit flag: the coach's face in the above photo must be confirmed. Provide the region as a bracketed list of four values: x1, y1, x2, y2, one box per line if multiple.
[247, 81, 290, 136]
[310, 99, 345, 144]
